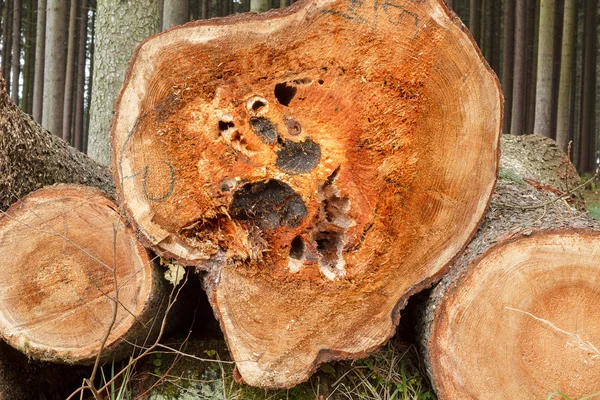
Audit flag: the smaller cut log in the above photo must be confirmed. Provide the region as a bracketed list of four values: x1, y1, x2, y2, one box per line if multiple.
[0, 185, 165, 364]
[0, 71, 113, 212]
[420, 177, 600, 399]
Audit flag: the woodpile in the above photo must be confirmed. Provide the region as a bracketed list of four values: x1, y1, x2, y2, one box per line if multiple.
[0, 0, 597, 397]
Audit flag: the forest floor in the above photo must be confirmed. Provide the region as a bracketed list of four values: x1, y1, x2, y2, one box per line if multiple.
[584, 189, 600, 221]
[104, 180, 600, 400]
[138, 335, 435, 400]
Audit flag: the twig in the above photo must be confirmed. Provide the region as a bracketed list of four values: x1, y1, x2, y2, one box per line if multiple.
[492, 170, 599, 210]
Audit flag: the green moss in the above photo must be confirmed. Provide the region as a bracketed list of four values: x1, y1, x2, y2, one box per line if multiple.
[498, 168, 526, 185]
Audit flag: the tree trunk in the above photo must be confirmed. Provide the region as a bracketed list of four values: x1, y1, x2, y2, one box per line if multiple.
[162, 0, 189, 30]
[22, 0, 35, 114]
[501, 0, 515, 133]
[1, 0, 12, 94]
[10, 0, 20, 104]
[32, 0, 44, 123]
[511, 0, 527, 135]
[111, 0, 502, 388]
[84, 5, 94, 153]
[73, 0, 87, 152]
[533, 0, 555, 137]
[61, 0, 76, 144]
[556, 0, 576, 152]
[469, 0, 480, 44]
[87, 0, 160, 166]
[420, 173, 600, 399]
[280, 0, 287, 8]
[0, 71, 113, 211]
[250, 0, 268, 13]
[201, 0, 208, 18]
[41, 0, 67, 136]
[525, 0, 539, 135]
[578, 0, 597, 172]
[0, 184, 166, 364]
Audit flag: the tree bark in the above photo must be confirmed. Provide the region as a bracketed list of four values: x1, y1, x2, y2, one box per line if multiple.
[578, 0, 597, 172]
[533, 0, 555, 137]
[420, 177, 600, 399]
[22, 0, 35, 114]
[556, 0, 576, 152]
[525, 0, 539, 135]
[87, 0, 160, 166]
[32, 0, 44, 123]
[10, 0, 20, 104]
[0, 184, 166, 364]
[501, 0, 515, 133]
[73, 0, 87, 152]
[41, 0, 67, 136]
[112, 0, 502, 388]
[83, 5, 94, 153]
[0, 71, 113, 211]
[201, 0, 208, 18]
[61, 0, 76, 144]
[469, 0, 480, 44]
[162, 0, 189, 30]
[500, 134, 583, 205]
[1, 0, 12, 94]
[511, 0, 527, 135]
[250, 0, 268, 13]
[0, 340, 90, 400]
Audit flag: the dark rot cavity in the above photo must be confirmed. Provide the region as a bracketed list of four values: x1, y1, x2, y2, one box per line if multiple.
[249, 117, 278, 144]
[284, 118, 302, 136]
[229, 180, 307, 230]
[276, 138, 321, 174]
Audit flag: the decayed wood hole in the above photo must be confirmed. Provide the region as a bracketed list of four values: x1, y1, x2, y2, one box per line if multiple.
[0, 185, 158, 363]
[112, 0, 501, 387]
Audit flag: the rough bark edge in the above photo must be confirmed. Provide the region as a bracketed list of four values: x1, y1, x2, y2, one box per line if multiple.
[0, 72, 114, 212]
[0, 184, 167, 364]
[418, 178, 600, 394]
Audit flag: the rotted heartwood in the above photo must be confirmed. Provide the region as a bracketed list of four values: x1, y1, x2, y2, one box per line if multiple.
[111, 0, 502, 388]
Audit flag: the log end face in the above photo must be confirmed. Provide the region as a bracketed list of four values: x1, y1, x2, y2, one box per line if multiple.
[0, 185, 158, 363]
[112, 0, 502, 388]
[428, 232, 600, 399]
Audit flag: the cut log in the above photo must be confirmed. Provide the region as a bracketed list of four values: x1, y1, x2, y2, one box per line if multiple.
[420, 178, 600, 399]
[0, 185, 164, 363]
[111, 0, 502, 388]
[0, 71, 114, 212]
[0, 340, 89, 400]
[500, 134, 583, 205]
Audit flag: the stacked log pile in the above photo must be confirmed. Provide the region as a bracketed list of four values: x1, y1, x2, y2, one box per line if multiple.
[0, 0, 597, 398]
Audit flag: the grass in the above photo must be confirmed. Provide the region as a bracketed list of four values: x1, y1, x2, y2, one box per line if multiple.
[583, 188, 600, 220]
[135, 337, 435, 400]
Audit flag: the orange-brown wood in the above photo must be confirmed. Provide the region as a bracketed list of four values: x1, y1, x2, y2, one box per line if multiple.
[422, 178, 600, 399]
[0, 185, 163, 363]
[112, 0, 501, 387]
